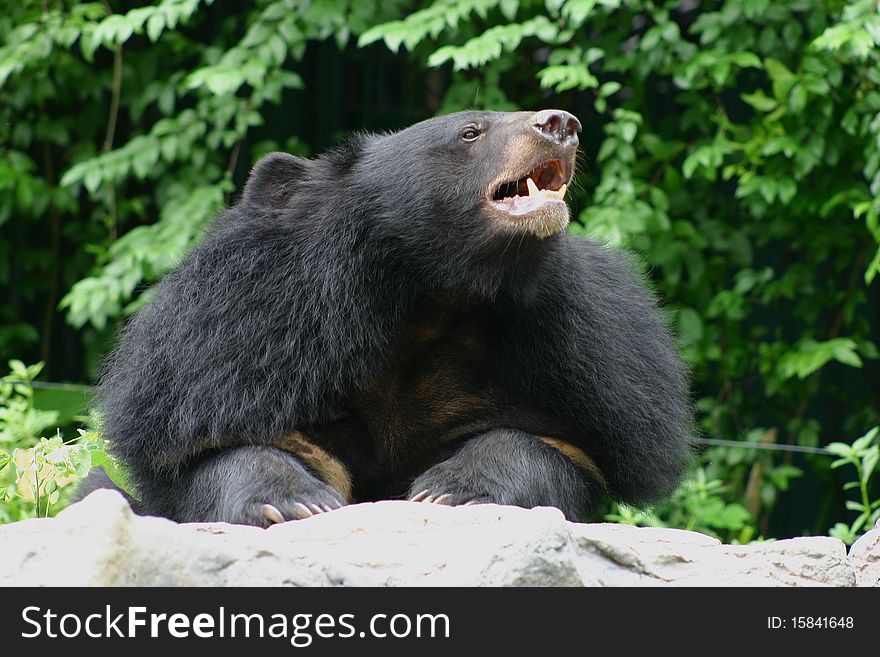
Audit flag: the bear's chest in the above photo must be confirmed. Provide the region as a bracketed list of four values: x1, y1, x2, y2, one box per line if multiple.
[353, 297, 506, 461]
[331, 295, 576, 499]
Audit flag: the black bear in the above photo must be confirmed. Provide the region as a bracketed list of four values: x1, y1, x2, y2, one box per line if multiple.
[90, 109, 693, 526]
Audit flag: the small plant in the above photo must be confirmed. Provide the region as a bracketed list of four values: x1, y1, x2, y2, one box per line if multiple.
[606, 467, 754, 543]
[0, 360, 58, 446]
[3, 429, 91, 518]
[0, 360, 133, 523]
[828, 427, 880, 545]
[0, 360, 63, 521]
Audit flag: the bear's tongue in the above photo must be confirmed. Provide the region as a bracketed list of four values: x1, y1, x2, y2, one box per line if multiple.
[494, 178, 568, 216]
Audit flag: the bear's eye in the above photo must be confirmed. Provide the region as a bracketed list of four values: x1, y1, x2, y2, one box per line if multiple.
[460, 126, 482, 142]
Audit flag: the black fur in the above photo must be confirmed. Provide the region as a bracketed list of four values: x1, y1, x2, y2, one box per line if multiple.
[409, 429, 602, 521]
[89, 110, 693, 525]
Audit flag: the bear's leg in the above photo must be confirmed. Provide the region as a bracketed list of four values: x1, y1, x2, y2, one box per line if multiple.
[169, 445, 348, 527]
[406, 429, 604, 521]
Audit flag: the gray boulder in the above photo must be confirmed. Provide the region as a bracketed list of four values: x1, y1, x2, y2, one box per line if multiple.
[0, 489, 871, 587]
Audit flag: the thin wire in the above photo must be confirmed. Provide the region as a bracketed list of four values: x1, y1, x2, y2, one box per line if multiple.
[16, 381, 849, 457]
[30, 381, 92, 392]
[698, 437, 835, 456]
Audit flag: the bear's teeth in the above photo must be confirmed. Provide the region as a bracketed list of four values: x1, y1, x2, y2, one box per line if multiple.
[548, 183, 567, 200]
[525, 177, 567, 200]
[526, 177, 540, 196]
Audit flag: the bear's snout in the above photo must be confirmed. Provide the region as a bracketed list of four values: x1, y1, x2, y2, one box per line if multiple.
[531, 109, 581, 146]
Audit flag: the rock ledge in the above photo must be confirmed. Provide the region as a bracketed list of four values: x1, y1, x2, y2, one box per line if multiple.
[1, 490, 875, 586]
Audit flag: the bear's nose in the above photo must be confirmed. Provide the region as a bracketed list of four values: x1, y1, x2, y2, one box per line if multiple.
[532, 109, 581, 145]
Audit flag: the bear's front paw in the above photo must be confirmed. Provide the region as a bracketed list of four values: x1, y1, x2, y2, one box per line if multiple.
[253, 485, 346, 526]
[406, 464, 497, 508]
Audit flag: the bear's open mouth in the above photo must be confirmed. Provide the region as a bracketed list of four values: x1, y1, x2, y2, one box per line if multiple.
[489, 159, 570, 215]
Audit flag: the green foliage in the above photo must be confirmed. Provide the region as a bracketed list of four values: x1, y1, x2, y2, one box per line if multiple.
[77, 424, 138, 500]
[60, 183, 226, 330]
[607, 467, 755, 542]
[0, 361, 58, 449]
[358, 0, 521, 53]
[1, 0, 878, 540]
[827, 427, 880, 545]
[427, 16, 565, 70]
[0, 360, 134, 523]
[0, 360, 80, 521]
[2, 0, 390, 338]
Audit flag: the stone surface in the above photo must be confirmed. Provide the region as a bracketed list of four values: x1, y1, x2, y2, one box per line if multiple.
[0, 490, 872, 587]
[849, 528, 880, 587]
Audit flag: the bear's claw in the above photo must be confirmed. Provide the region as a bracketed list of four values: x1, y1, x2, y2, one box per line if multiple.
[408, 490, 452, 505]
[291, 501, 339, 519]
[261, 503, 286, 524]
[261, 500, 340, 524]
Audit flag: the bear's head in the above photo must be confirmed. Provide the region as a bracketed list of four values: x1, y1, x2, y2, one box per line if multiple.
[242, 110, 580, 293]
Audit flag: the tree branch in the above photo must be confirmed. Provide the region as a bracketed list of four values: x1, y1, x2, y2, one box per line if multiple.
[101, 1, 123, 239]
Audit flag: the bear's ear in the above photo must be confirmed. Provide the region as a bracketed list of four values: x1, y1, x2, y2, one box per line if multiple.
[242, 152, 312, 208]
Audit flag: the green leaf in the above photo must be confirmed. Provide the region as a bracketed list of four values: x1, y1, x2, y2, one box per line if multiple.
[620, 122, 637, 144]
[826, 442, 854, 459]
[861, 448, 877, 481]
[764, 57, 793, 83]
[852, 427, 879, 453]
[9, 359, 30, 381]
[537, 64, 598, 92]
[147, 14, 165, 43]
[712, 503, 751, 530]
[500, 0, 518, 21]
[764, 57, 795, 100]
[101, 458, 138, 500]
[741, 90, 778, 112]
[599, 81, 621, 97]
[778, 338, 864, 380]
[829, 523, 856, 545]
[67, 445, 92, 479]
[729, 51, 762, 69]
[866, 247, 880, 284]
[851, 514, 868, 534]
[789, 83, 808, 113]
[677, 308, 703, 346]
[562, 0, 599, 26]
